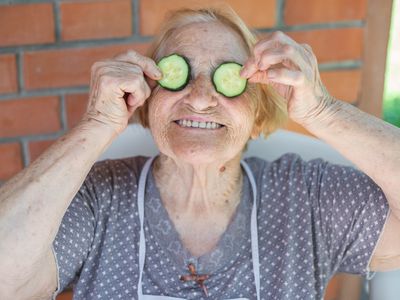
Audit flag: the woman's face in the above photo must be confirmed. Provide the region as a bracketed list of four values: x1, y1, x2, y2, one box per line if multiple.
[148, 21, 257, 165]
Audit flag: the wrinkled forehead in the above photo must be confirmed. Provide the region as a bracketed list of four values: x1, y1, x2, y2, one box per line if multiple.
[160, 22, 249, 69]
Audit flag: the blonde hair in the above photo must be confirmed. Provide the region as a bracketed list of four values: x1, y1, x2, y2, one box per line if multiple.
[136, 5, 287, 138]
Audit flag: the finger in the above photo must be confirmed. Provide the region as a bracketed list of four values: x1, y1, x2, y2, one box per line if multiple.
[253, 38, 280, 62]
[265, 68, 305, 86]
[258, 45, 303, 71]
[254, 31, 299, 63]
[114, 51, 162, 80]
[247, 70, 276, 84]
[240, 57, 258, 79]
[145, 76, 158, 90]
[118, 76, 149, 104]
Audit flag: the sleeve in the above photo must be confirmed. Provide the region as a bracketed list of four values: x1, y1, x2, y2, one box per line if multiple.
[52, 179, 96, 294]
[304, 158, 390, 275]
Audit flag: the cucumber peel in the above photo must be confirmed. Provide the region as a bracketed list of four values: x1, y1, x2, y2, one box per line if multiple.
[157, 54, 190, 91]
[212, 62, 247, 98]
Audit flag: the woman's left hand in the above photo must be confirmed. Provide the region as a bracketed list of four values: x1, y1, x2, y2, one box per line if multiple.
[240, 31, 334, 126]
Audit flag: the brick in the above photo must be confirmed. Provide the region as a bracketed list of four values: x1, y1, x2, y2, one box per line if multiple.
[0, 54, 18, 94]
[66, 93, 89, 128]
[285, 0, 366, 25]
[24, 43, 150, 90]
[139, 0, 276, 36]
[287, 28, 363, 63]
[321, 70, 361, 103]
[0, 3, 54, 47]
[0, 96, 60, 138]
[60, 0, 132, 41]
[29, 139, 56, 162]
[0, 143, 23, 180]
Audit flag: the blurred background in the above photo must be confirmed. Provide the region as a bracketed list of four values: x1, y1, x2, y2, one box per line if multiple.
[0, 0, 398, 299]
[383, 0, 400, 128]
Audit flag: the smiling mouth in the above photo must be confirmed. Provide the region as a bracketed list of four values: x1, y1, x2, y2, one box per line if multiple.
[174, 119, 224, 129]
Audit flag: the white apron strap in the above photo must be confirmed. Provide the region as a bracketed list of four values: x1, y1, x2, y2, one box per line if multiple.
[241, 160, 261, 300]
[137, 157, 156, 298]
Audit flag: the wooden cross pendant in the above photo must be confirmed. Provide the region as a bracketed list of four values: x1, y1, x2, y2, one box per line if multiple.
[180, 263, 210, 297]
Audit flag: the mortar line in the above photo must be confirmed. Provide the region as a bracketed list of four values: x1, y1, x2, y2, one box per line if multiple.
[276, 0, 286, 27]
[0, 86, 89, 101]
[256, 20, 364, 34]
[0, 131, 66, 144]
[20, 139, 30, 167]
[132, 0, 140, 36]
[16, 50, 24, 93]
[319, 60, 362, 71]
[0, 35, 154, 54]
[59, 93, 68, 130]
[53, 0, 62, 42]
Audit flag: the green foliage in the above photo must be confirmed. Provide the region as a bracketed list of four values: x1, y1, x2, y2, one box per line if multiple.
[383, 96, 400, 127]
[382, 0, 399, 128]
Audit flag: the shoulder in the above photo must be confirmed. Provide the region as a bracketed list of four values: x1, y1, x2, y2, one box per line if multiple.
[244, 153, 326, 179]
[86, 156, 150, 185]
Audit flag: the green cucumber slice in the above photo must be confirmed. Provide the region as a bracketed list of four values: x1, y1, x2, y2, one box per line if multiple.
[157, 54, 190, 91]
[212, 62, 247, 98]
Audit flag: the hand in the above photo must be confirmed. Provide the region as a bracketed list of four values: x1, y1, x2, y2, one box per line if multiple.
[240, 31, 334, 125]
[84, 50, 162, 134]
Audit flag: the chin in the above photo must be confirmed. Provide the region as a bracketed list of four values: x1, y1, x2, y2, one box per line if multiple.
[151, 124, 247, 166]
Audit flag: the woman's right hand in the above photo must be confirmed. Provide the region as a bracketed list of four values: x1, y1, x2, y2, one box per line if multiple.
[84, 50, 162, 134]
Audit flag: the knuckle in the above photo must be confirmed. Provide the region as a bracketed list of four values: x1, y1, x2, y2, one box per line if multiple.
[272, 31, 284, 40]
[302, 43, 312, 51]
[254, 39, 266, 54]
[144, 85, 151, 98]
[98, 74, 115, 88]
[127, 50, 138, 57]
[282, 44, 294, 55]
[91, 61, 102, 73]
[294, 72, 305, 84]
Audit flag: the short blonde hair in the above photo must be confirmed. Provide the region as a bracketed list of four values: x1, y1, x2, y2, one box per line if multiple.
[136, 5, 287, 138]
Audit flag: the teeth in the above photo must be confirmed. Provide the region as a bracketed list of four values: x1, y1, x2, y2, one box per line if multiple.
[176, 119, 222, 129]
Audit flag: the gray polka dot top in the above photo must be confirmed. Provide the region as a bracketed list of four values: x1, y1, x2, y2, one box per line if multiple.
[52, 154, 389, 300]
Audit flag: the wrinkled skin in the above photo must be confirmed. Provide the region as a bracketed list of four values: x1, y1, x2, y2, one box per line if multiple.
[148, 22, 258, 166]
[84, 22, 333, 257]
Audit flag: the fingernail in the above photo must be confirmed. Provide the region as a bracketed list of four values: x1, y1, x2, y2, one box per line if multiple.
[267, 70, 277, 78]
[154, 69, 162, 79]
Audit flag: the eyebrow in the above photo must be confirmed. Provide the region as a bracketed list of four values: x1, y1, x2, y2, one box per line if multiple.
[212, 57, 243, 68]
[169, 52, 243, 73]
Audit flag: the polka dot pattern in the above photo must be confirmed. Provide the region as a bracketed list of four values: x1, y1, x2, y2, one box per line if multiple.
[53, 154, 389, 299]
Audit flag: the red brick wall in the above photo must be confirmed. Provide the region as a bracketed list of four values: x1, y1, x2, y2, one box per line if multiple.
[0, 0, 366, 182]
[0, 0, 368, 298]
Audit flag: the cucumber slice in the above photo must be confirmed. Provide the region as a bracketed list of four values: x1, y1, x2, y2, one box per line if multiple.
[157, 54, 190, 91]
[212, 62, 247, 98]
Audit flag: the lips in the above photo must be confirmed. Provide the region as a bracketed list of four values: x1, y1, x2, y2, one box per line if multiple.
[174, 119, 223, 129]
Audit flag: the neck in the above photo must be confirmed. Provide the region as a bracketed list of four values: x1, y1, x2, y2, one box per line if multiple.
[153, 154, 243, 215]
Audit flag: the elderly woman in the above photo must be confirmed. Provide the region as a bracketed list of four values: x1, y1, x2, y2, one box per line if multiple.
[1, 7, 400, 300]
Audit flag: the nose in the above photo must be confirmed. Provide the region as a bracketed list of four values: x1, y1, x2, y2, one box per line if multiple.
[184, 74, 218, 111]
